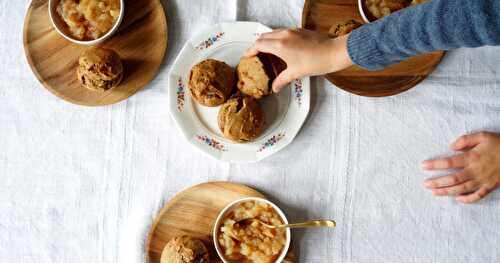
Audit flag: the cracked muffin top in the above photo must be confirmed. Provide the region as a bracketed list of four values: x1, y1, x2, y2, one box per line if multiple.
[189, 59, 235, 107]
[218, 95, 264, 143]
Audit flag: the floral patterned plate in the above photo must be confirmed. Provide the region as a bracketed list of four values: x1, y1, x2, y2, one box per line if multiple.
[168, 22, 310, 163]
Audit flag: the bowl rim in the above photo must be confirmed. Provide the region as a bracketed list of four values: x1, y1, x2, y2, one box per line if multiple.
[212, 197, 292, 263]
[357, 0, 372, 23]
[48, 0, 125, 45]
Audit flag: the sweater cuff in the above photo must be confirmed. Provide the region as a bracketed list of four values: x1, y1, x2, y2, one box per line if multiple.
[347, 25, 387, 71]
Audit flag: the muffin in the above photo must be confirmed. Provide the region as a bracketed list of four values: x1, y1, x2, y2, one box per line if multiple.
[328, 20, 363, 38]
[188, 59, 235, 107]
[218, 95, 264, 143]
[160, 236, 210, 263]
[236, 53, 286, 99]
[77, 47, 123, 91]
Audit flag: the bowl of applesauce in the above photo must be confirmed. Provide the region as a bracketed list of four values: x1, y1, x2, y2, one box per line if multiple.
[213, 197, 291, 263]
[48, 0, 125, 45]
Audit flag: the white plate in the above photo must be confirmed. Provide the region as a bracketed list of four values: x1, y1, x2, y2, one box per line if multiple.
[168, 22, 310, 163]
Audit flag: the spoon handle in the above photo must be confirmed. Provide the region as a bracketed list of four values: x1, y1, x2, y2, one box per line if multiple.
[278, 220, 336, 229]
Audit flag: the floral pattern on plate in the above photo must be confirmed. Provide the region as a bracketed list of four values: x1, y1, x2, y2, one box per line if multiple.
[257, 133, 286, 152]
[195, 32, 225, 50]
[177, 77, 185, 112]
[196, 135, 227, 151]
[293, 79, 303, 107]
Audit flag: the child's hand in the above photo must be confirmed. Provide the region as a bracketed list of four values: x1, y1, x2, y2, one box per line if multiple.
[244, 28, 353, 93]
[422, 132, 500, 204]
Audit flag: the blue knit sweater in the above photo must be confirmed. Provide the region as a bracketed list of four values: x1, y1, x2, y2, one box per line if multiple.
[348, 0, 500, 70]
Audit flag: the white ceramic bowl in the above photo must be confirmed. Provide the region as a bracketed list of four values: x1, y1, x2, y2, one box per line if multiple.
[213, 197, 291, 263]
[48, 0, 125, 45]
[358, 0, 372, 23]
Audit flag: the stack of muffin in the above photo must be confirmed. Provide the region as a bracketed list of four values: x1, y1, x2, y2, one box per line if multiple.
[188, 53, 286, 143]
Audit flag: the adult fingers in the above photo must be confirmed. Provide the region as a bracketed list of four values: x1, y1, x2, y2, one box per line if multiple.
[455, 186, 493, 204]
[450, 132, 491, 151]
[243, 38, 283, 58]
[424, 171, 469, 189]
[422, 154, 466, 170]
[431, 180, 479, 196]
[272, 69, 297, 93]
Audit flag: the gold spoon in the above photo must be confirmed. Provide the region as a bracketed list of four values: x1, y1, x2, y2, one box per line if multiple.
[236, 218, 336, 229]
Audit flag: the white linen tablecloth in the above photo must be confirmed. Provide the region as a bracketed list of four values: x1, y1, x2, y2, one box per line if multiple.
[1, 0, 500, 262]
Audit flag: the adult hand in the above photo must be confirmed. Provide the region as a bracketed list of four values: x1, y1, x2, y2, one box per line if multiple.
[422, 132, 500, 204]
[244, 28, 353, 93]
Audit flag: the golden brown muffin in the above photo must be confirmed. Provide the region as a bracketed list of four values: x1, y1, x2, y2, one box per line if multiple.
[160, 236, 210, 263]
[236, 56, 271, 99]
[218, 96, 264, 143]
[236, 53, 286, 99]
[188, 59, 235, 107]
[328, 20, 363, 38]
[77, 47, 123, 91]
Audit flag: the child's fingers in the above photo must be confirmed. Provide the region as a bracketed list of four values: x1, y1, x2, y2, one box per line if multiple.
[431, 180, 479, 196]
[272, 69, 296, 93]
[423, 171, 468, 189]
[258, 29, 288, 39]
[243, 38, 280, 58]
[421, 154, 466, 170]
[450, 132, 491, 151]
[243, 45, 260, 57]
[455, 186, 493, 203]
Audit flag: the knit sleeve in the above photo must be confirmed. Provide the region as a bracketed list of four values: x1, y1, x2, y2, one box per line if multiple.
[347, 0, 500, 70]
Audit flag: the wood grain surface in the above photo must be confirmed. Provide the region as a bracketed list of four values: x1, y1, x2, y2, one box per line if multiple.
[23, 0, 167, 106]
[302, 0, 445, 97]
[146, 182, 295, 263]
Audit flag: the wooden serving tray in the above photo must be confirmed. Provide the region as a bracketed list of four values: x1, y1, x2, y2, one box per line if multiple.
[23, 0, 167, 106]
[146, 182, 295, 263]
[302, 0, 445, 97]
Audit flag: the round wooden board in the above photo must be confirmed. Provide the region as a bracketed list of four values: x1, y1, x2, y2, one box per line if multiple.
[302, 0, 445, 97]
[146, 182, 295, 263]
[23, 0, 167, 106]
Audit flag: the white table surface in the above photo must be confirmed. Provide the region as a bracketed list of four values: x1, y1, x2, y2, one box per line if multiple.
[2, 1, 500, 262]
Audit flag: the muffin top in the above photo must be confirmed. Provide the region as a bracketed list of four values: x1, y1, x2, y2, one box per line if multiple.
[189, 59, 235, 107]
[77, 47, 123, 91]
[160, 236, 210, 263]
[236, 56, 271, 99]
[79, 47, 123, 80]
[218, 95, 264, 143]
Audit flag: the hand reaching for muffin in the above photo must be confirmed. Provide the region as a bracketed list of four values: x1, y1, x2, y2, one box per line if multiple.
[244, 28, 353, 93]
